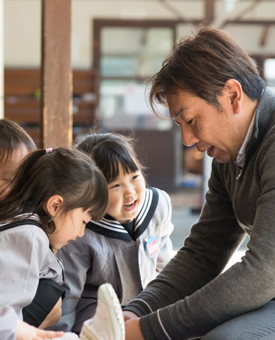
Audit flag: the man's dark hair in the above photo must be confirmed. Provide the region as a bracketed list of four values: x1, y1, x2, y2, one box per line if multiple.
[148, 27, 266, 113]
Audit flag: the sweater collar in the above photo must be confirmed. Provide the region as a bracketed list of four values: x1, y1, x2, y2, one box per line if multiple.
[244, 86, 275, 167]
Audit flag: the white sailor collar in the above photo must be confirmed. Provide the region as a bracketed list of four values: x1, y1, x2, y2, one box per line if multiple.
[86, 187, 159, 241]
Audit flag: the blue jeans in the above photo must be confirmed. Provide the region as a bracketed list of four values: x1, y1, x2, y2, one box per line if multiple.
[202, 301, 275, 340]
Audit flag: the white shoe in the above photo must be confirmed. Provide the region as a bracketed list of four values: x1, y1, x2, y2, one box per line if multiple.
[79, 283, 125, 340]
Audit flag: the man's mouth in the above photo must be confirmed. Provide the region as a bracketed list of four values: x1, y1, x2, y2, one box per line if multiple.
[207, 146, 215, 157]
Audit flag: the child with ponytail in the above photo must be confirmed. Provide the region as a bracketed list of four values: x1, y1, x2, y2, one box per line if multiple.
[0, 147, 108, 339]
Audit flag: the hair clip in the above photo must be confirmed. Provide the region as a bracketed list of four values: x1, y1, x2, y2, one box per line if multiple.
[46, 148, 53, 154]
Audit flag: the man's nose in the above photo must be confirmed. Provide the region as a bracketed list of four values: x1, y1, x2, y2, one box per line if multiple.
[181, 125, 199, 147]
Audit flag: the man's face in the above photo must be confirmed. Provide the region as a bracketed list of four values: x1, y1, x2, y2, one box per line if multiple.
[0, 144, 30, 198]
[167, 90, 244, 164]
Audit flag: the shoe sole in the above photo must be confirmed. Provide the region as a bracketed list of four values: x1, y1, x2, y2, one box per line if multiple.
[80, 283, 125, 340]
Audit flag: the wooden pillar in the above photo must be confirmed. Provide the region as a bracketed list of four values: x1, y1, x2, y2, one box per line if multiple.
[0, 0, 4, 118]
[41, 0, 72, 148]
[204, 0, 215, 26]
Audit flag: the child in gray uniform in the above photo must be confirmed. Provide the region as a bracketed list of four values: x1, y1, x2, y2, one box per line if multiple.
[0, 147, 108, 336]
[54, 132, 174, 333]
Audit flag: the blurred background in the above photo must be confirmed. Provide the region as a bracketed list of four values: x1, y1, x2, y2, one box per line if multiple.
[1, 0, 275, 255]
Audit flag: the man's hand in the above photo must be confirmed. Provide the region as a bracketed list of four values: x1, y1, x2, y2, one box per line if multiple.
[123, 310, 139, 322]
[16, 320, 64, 340]
[123, 312, 145, 340]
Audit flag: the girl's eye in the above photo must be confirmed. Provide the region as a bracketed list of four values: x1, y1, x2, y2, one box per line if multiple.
[132, 174, 139, 180]
[110, 184, 119, 189]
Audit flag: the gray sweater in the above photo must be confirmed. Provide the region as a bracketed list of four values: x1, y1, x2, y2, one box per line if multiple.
[124, 87, 275, 340]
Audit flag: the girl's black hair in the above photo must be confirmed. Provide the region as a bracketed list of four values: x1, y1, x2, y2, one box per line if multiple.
[0, 147, 108, 233]
[76, 132, 146, 184]
[0, 118, 37, 163]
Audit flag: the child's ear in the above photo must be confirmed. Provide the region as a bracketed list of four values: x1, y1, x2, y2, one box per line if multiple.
[46, 195, 64, 217]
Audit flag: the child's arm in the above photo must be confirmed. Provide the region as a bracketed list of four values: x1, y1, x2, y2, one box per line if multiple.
[23, 279, 65, 328]
[0, 306, 64, 340]
[51, 233, 92, 331]
[0, 226, 60, 315]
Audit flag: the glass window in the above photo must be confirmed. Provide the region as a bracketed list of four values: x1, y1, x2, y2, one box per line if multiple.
[99, 26, 174, 130]
[100, 80, 172, 130]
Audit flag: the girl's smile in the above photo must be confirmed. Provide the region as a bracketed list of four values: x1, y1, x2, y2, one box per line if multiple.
[123, 199, 137, 211]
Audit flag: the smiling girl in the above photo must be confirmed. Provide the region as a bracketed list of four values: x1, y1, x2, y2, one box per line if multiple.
[0, 147, 108, 338]
[53, 132, 174, 334]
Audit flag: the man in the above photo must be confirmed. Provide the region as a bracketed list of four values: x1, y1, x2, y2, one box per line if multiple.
[48, 26, 274, 340]
[122, 27, 275, 339]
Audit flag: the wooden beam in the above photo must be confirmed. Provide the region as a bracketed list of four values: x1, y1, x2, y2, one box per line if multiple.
[157, 0, 185, 21]
[224, 19, 275, 25]
[229, 0, 262, 23]
[219, 0, 262, 28]
[203, 0, 215, 26]
[41, 0, 72, 149]
[260, 25, 271, 46]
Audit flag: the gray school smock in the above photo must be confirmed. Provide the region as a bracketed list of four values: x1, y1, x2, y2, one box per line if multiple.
[53, 187, 174, 333]
[0, 216, 64, 320]
[124, 87, 275, 340]
[0, 306, 17, 340]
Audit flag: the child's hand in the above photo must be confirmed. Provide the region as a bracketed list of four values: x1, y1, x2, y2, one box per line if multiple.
[16, 320, 64, 340]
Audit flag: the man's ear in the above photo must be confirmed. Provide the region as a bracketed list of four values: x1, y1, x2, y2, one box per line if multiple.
[224, 79, 243, 114]
[46, 195, 64, 217]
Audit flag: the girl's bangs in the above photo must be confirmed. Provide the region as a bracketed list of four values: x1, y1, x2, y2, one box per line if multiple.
[106, 152, 139, 183]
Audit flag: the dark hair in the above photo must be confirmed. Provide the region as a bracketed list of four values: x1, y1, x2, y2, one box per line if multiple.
[0, 119, 37, 163]
[0, 148, 108, 233]
[148, 26, 266, 113]
[76, 132, 146, 184]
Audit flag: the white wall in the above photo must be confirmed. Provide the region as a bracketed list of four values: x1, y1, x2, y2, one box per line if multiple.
[4, 0, 41, 67]
[4, 0, 275, 69]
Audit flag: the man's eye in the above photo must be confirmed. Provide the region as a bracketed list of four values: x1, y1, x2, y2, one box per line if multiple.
[187, 119, 193, 125]
[83, 221, 87, 225]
